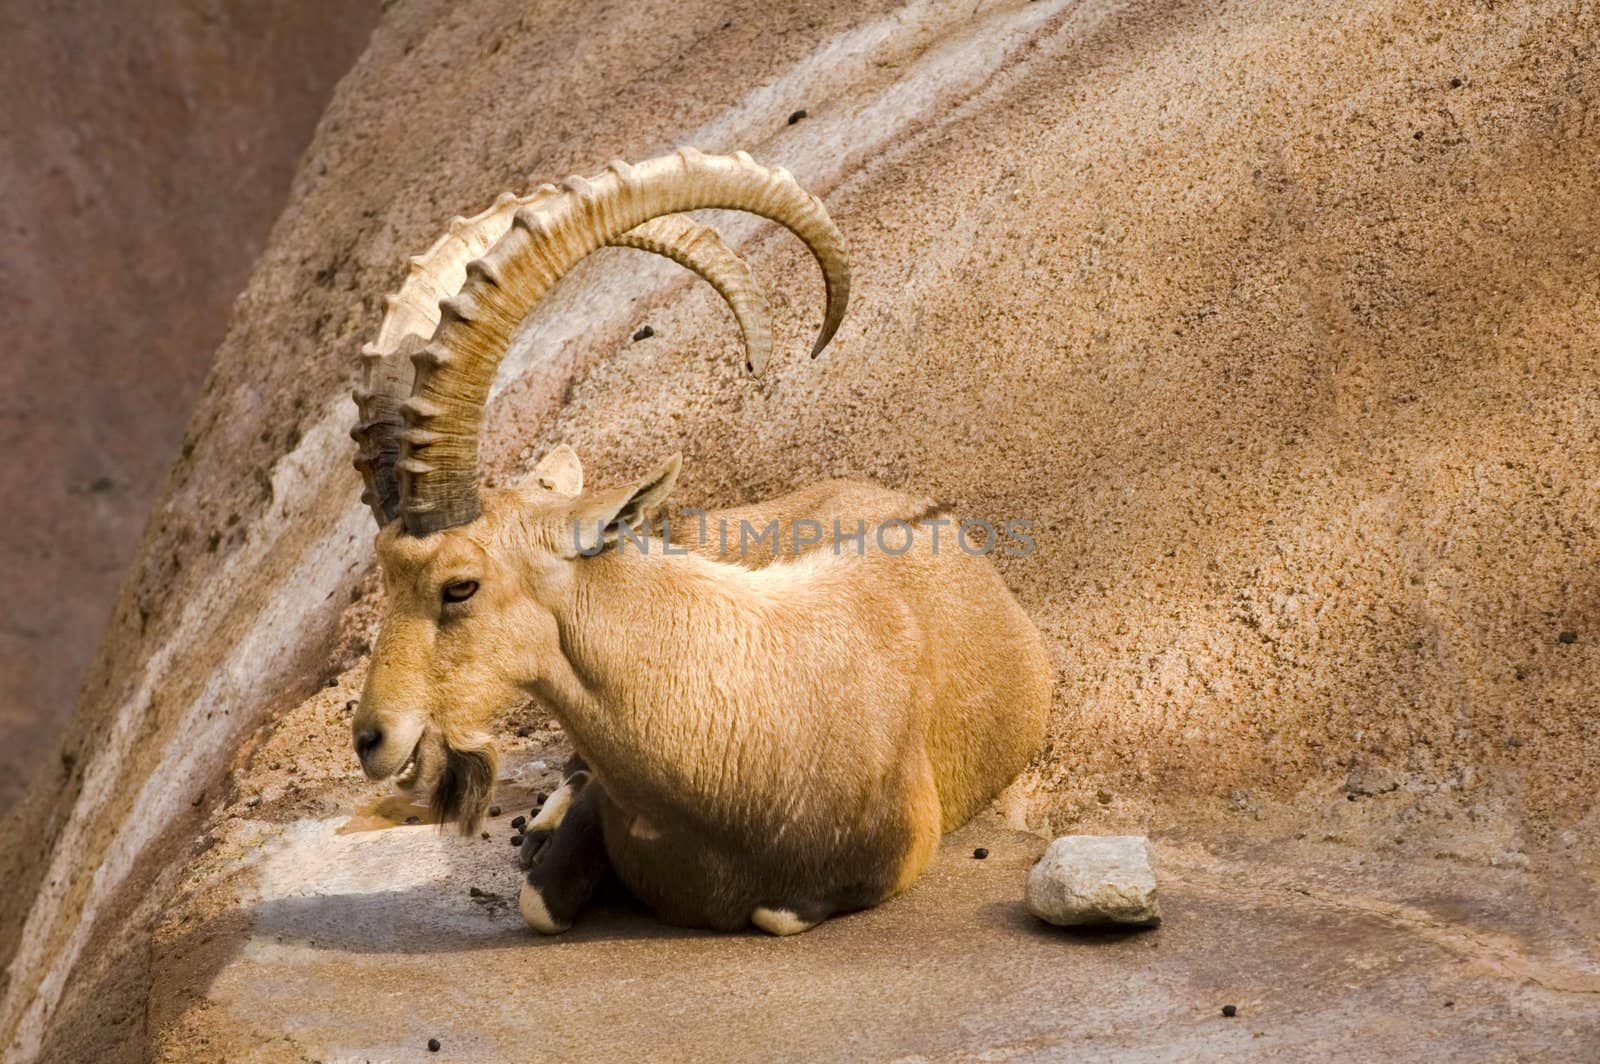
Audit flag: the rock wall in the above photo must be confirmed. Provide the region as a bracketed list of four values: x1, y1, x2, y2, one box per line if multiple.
[4, 0, 1599, 1058]
[0, 0, 379, 810]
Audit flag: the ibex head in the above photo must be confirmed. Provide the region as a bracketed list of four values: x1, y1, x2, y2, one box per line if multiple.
[347, 150, 848, 831]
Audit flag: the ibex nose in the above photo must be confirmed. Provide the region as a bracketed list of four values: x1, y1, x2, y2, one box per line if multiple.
[355, 726, 384, 762]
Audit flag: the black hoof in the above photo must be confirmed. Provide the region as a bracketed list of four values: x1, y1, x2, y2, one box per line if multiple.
[519, 828, 555, 869]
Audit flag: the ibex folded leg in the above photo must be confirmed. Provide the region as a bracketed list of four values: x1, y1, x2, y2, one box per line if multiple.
[750, 902, 829, 937]
[519, 773, 609, 935]
[519, 755, 590, 869]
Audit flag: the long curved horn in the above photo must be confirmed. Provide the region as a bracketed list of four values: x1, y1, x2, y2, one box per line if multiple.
[608, 214, 773, 374]
[353, 182, 789, 526]
[397, 148, 850, 533]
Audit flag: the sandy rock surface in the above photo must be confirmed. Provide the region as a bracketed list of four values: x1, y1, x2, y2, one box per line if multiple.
[0, 0, 379, 812]
[1027, 834, 1161, 926]
[4, 0, 1600, 1059]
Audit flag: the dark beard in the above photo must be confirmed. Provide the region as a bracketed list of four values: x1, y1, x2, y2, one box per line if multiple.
[431, 743, 497, 834]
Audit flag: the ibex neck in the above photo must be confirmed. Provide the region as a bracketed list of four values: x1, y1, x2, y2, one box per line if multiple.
[534, 545, 830, 828]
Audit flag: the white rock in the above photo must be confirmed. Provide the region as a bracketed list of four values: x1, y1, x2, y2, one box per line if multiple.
[1026, 835, 1160, 927]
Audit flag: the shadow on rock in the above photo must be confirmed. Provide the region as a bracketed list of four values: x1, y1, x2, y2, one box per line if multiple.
[250, 882, 714, 955]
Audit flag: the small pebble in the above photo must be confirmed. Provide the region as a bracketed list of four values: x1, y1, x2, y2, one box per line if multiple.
[788, 108, 808, 125]
[428, 1037, 441, 1052]
[1559, 630, 1578, 644]
[488, 805, 502, 817]
[1027, 835, 1160, 927]
[511, 834, 525, 846]
[973, 847, 989, 860]
[404, 815, 420, 825]
[632, 325, 654, 342]
[1221, 1005, 1238, 1018]
[512, 815, 528, 831]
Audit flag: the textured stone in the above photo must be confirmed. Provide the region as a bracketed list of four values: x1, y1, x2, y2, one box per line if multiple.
[0, 0, 380, 813]
[144, 815, 1600, 1061]
[1026, 835, 1160, 928]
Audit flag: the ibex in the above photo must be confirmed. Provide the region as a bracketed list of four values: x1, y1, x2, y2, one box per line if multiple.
[349, 149, 1051, 934]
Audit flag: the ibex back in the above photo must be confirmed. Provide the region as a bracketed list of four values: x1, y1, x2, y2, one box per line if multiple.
[348, 150, 1052, 934]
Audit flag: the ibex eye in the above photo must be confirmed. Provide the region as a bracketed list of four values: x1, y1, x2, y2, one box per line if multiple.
[442, 580, 479, 604]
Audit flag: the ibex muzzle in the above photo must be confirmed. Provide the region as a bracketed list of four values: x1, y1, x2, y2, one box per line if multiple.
[347, 150, 1051, 934]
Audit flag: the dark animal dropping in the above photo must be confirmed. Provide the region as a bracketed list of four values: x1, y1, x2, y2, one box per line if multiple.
[1221, 1005, 1238, 1018]
[632, 325, 654, 341]
[973, 847, 989, 859]
[512, 815, 527, 831]
[1559, 630, 1577, 644]
[788, 109, 807, 124]
[511, 834, 525, 846]
[489, 805, 501, 817]
[404, 815, 420, 824]
[428, 1037, 441, 1052]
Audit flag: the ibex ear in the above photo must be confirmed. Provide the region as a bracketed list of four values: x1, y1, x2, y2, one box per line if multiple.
[523, 444, 584, 498]
[561, 454, 682, 557]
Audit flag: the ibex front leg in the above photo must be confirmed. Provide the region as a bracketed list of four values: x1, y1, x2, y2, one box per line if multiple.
[519, 755, 592, 869]
[518, 758, 609, 934]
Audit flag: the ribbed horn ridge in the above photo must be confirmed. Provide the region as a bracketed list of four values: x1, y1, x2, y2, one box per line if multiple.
[397, 148, 850, 534]
[352, 334, 424, 525]
[352, 147, 843, 527]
